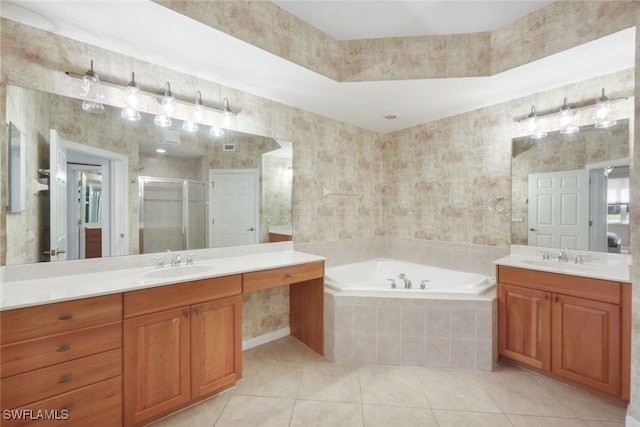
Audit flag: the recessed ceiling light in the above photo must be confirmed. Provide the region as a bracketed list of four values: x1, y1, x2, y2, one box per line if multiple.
[156, 148, 166, 153]
[384, 114, 398, 120]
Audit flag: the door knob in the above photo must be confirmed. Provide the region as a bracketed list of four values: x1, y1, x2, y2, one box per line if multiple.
[529, 228, 538, 232]
[45, 248, 66, 256]
[247, 227, 255, 231]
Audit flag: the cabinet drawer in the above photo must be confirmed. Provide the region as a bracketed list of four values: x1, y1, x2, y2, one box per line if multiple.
[1, 349, 122, 409]
[243, 262, 324, 293]
[1, 294, 122, 345]
[124, 275, 242, 318]
[1, 376, 122, 427]
[1, 322, 122, 378]
[497, 266, 621, 304]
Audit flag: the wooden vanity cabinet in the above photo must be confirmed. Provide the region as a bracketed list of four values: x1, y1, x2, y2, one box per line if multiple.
[0, 294, 123, 426]
[123, 275, 242, 427]
[498, 265, 630, 399]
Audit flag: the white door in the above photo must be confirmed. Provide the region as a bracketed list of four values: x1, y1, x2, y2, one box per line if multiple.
[528, 169, 589, 250]
[209, 169, 259, 248]
[49, 130, 68, 261]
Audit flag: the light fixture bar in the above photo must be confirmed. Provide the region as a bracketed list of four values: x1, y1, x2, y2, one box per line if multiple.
[65, 70, 237, 116]
[514, 95, 628, 122]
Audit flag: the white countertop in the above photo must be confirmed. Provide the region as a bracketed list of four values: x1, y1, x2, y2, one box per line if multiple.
[493, 245, 631, 283]
[0, 243, 324, 311]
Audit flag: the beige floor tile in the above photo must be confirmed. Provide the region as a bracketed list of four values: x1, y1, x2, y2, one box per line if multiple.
[582, 421, 625, 427]
[297, 362, 362, 403]
[235, 358, 305, 398]
[432, 409, 513, 427]
[363, 404, 438, 427]
[480, 366, 576, 417]
[507, 414, 588, 426]
[214, 395, 294, 427]
[359, 365, 429, 408]
[148, 389, 233, 427]
[419, 369, 501, 413]
[253, 336, 326, 363]
[532, 375, 627, 422]
[290, 400, 364, 427]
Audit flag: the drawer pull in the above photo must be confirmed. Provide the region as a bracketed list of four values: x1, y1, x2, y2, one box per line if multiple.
[285, 274, 292, 279]
[183, 309, 189, 318]
[58, 314, 73, 321]
[57, 344, 71, 352]
[58, 375, 72, 384]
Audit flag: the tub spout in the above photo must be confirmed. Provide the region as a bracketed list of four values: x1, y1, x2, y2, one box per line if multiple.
[399, 273, 411, 289]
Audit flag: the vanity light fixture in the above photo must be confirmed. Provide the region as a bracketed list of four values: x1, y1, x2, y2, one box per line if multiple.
[526, 106, 547, 139]
[209, 126, 225, 137]
[221, 97, 233, 127]
[80, 60, 105, 114]
[594, 88, 617, 129]
[182, 91, 205, 133]
[154, 82, 174, 128]
[559, 98, 579, 134]
[66, 66, 240, 126]
[121, 72, 141, 122]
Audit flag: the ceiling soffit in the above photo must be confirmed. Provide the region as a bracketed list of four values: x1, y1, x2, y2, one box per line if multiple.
[153, 0, 637, 83]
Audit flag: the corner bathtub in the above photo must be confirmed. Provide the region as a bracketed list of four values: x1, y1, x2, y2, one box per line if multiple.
[323, 258, 497, 370]
[325, 258, 494, 296]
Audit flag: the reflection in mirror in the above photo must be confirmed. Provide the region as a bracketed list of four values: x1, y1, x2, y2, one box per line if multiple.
[3, 84, 293, 265]
[7, 122, 26, 212]
[511, 120, 630, 253]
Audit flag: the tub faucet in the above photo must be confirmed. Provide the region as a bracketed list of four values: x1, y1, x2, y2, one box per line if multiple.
[171, 254, 181, 267]
[399, 273, 411, 289]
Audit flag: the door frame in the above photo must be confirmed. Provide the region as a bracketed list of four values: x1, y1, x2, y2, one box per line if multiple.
[208, 169, 260, 248]
[50, 130, 129, 260]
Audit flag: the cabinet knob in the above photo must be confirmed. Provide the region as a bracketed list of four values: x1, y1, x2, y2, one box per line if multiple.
[544, 294, 549, 301]
[58, 314, 73, 321]
[58, 375, 72, 384]
[57, 344, 71, 352]
[555, 295, 559, 303]
[194, 307, 200, 315]
[183, 309, 189, 318]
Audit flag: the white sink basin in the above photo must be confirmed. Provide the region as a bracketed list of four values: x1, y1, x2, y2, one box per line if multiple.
[143, 265, 214, 279]
[522, 259, 605, 275]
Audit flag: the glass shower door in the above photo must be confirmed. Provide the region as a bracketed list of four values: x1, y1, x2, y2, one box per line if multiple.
[186, 180, 206, 251]
[139, 178, 184, 254]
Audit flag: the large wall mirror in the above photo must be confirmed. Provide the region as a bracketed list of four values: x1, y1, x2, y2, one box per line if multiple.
[511, 120, 630, 254]
[3, 84, 293, 265]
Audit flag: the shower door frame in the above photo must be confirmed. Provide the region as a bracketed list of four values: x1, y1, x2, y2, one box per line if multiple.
[138, 176, 206, 253]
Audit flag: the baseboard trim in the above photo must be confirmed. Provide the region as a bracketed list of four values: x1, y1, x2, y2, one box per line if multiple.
[627, 414, 640, 427]
[242, 327, 290, 350]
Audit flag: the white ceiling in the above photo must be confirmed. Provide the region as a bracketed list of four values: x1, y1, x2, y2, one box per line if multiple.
[1, 1, 635, 134]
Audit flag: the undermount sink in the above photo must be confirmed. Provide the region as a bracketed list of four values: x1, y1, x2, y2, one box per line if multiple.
[143, 265, 214, 279]
[522, 259, 603, 274]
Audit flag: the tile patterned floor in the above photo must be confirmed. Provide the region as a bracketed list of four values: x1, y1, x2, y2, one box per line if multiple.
[149, 336, 627, 427]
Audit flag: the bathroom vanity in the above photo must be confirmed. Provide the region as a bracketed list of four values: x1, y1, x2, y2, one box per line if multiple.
[495, 253, 631, 401]
[0, 248, 324, 427]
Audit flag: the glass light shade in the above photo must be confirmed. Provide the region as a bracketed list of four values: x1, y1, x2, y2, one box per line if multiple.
[124, 84, 140, 109]
[182, 120, 199, 133]
[194, 103, 205, 123]
[121, 107, 141, 122]
[209, 126, 224, 137]
[161, 95, 175, 116]
[559, 101, 579, 135]
[80, 61, 106, 113]
[154, 114, 172, 128]
[526, 106, 547, 139]
[594, 88, 617, 129]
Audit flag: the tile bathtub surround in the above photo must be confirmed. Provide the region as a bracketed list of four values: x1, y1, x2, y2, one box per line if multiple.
[324, 292, 497, 371]
[296, 236, 510, 276]
[149, 335, 627, 427]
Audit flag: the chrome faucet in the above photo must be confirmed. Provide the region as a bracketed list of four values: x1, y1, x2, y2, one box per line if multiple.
[575, 253, 588, 264]
[171, 254, 181, 267]
[186, 254, 195, 265]
[557, 251, 568, 262]
[386, 278, 397, 289]
[399, 273, 411, 289]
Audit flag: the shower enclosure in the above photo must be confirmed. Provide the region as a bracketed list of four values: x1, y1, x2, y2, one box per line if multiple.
[139, 177, 206, 254]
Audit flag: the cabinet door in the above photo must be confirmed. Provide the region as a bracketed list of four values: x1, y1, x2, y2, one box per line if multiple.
[124, 307, 191, 426]
[552, 294, 620, 395]
[498, 284, 551, 370]
[191, 295, 242, 398]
